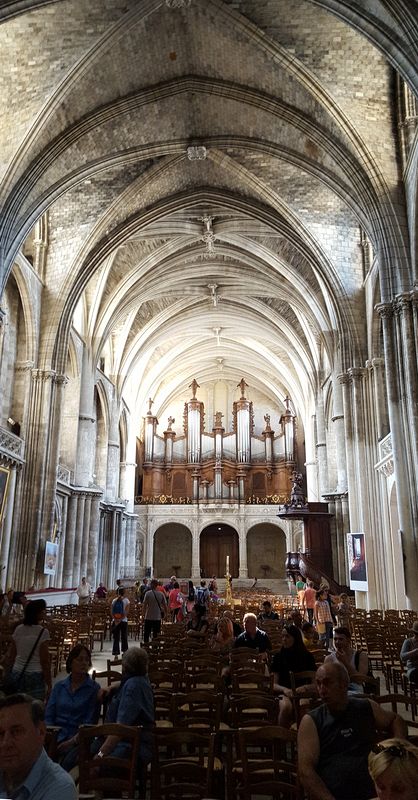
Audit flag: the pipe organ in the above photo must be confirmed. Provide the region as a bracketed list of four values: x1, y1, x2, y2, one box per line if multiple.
[139, 379, 297, 504]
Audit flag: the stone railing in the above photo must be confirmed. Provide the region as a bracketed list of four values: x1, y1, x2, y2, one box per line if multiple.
[56, 463, 72, 485]
[0, 425, 25, 465]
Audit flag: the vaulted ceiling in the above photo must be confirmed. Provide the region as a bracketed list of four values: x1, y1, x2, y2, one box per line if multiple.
[1, 0, 416, 427]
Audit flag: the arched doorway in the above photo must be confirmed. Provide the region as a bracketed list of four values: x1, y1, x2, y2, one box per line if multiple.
[247, 523, 286, 579]
[153, 524, 192, 578]
[200, 524, 239, 578]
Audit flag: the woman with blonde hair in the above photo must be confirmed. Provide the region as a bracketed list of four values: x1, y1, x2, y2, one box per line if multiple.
[368, 738, 418, 799]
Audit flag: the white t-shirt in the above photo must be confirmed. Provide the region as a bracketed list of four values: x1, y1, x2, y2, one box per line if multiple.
[13, 624, 50, 673]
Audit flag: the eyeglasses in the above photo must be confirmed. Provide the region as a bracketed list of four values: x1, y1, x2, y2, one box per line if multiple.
[372, 744, 408, 759]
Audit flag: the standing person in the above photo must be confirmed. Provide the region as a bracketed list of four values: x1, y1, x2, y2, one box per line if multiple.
[336, 593, 350, 628]
[138, 577, 149, 603]
[196, 580, 210, 608]
[400, 621, 418, 685]
[111, 587, 130, 658]
[142, 579, 167, 644]
[185, 580, 196, 614]
[314, 589, 333, 651]
[4, 599, 51, 701]
[298, 661, 407, 800]
[303, 580, 317, 624]
[76, 576, 91, 606]
[0, 694, 77, 799]
[295, 574, 306, 608]
[168, 581, 183, 622]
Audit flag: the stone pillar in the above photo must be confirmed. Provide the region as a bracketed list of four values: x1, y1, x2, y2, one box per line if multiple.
[13, 369, 67, 588]
[191, 529, 200, 582]
[332, 371, 348, 493]
[377, 302, 418, 609]
[369, 358, 389, 441]
[56, 493, 68, 587]
[62, 494, 78, 587]
[0, 467, 16, 582]
[315, 390, 328, 496]
[80, 495, 92, 577]
[238, 529, 248, 578]
[74, 349, 96, 487]
[338, 373, 357, 530]
[72, 494, 86, 586]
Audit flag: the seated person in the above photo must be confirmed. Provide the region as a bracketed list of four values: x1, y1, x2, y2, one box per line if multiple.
[325, 626, 370, 693]
[186, 603, 209, 637]
[258, 600, 279, 622]
[223, 610, 243, 637]
[298, 661, 407, 800]
[400, 621, 418, 685]
[234, 612, 271, 657]
[302, 621, 319, 650]
[368, 738, 418, 800]
[0, 693, 76, 799]
[45, 644, 101, 771]
[288, 608, 303, 629]
[271, 624, 316, 727]
[97, 647, 154, 768]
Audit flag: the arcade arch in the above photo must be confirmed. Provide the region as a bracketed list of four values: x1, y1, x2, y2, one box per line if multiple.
[153, 523, 192, 579]
[200, 523, 239, 579]
[247, 523, 287, 581]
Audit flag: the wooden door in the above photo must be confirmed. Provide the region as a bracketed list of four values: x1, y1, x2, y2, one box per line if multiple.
[200, 525, 239, 578]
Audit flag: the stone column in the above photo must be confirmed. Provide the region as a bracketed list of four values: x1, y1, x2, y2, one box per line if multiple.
[85, 497, 99, 586]
[74, 349, 96, 487]
[80, 495, 92, 577]
[332, 371, 348, 493]
[238, 528, 248, 578]
[395, 295, 418, 498]
[369, 358, 389, 441]
[191, 528, 200, 582]
[72, 494, 86, 586]
[338, 373, 357, 530]
[56, 493, 68, 587]
[377, 302, 418, 608]
[13, 369, 67, 588]
[315, 390, 329, 496]
[0, 467, 16, 582]
[62, 494, 78, 587]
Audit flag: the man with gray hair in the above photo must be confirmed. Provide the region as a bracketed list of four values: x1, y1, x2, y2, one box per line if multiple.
[0, 693, 76, 799]
[298, 660, 407, 800]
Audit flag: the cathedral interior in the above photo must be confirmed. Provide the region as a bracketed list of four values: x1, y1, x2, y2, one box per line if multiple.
[0, 0, 417, 610]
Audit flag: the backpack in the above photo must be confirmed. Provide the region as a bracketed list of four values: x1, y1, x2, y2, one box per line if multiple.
[196, 587, 208, 605]
[113, 596, 124, 620]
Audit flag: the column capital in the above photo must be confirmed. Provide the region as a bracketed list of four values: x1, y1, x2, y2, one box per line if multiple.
[394, 293, 411, 314]
[375, 302, 393, 319]
[15, 360, 35, 373]
[348, 367, 366, 381]
[337, 372, 351, 385]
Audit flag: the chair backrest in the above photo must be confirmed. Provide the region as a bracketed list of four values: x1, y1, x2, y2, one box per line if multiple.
[151, 728, 216, 799]
[78, 722, 141, 798]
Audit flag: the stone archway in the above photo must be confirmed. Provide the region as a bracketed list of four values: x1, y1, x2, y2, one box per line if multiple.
[153, 523, 192, 579]
[200, 524, 239, 578]
[247, 523, 286, 580]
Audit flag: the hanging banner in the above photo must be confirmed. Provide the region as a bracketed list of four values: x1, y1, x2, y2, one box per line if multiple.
[347, 532, 368, 591]
[44, 541, 58, 575]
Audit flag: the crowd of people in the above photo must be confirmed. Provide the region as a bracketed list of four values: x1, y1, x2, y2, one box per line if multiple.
[0, 576, 416, 799]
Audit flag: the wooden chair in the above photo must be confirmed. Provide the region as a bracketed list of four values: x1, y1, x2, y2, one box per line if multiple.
[92, 667, 122, 688]
[151, 728, 216, 799]
[172, 690, 223, 733]
[230, 693, 279, 729]
[373, 693, 418, 735]
[231, 668, 274, 696]
[78, 722, 141, 799]
[233, 725, 298, 799]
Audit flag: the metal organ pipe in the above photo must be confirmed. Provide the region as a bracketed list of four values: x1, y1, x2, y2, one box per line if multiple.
[187, 406, 201, 463]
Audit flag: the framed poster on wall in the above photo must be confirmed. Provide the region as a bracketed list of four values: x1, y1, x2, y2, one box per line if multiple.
[0, 466, 11, 525]
[347, 532, 368, 591]
[44, 541, 58, 575]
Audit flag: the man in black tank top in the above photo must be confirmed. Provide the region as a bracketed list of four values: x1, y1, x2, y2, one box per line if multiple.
[298, 661, 407, 800]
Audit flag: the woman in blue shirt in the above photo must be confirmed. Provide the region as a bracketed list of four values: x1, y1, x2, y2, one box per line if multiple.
[45, 644, 101, 771]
